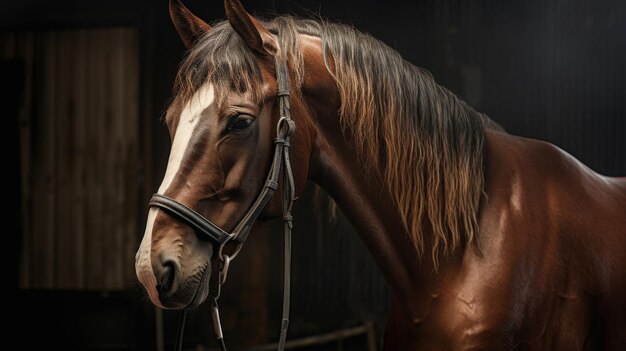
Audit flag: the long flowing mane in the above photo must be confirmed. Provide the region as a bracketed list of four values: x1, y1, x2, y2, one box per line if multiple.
[175, 16, 502, 265]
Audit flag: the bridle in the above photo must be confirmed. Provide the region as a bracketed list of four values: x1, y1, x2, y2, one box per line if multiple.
[148, 54, 296, 351]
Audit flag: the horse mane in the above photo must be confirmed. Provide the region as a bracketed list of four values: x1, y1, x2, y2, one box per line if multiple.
[175, 16, 502, 267]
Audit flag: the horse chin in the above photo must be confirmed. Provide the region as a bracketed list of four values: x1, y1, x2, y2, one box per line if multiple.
[185, 265, 212, 309]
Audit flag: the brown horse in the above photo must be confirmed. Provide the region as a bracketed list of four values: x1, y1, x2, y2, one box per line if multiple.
[135, 0, 626, 349]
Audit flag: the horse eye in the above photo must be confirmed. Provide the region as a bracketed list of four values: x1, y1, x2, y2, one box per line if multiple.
[228, 114, 254, 131]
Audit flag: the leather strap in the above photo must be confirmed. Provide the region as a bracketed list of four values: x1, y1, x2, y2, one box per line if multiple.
[277, 56, 294, 351]
[165, 55, 295, 351]
[149, 194, 231, 244]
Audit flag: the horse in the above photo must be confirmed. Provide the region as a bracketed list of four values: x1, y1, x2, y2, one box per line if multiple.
[135, 0, 626, 349]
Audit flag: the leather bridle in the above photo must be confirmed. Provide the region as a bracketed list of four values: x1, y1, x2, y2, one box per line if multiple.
[148, 55, 296, 351]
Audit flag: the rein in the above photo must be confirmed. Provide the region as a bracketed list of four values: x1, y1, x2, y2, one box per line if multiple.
[148, 55, 296, 351]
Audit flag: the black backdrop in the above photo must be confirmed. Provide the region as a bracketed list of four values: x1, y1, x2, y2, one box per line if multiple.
[5, 0, 625, 349]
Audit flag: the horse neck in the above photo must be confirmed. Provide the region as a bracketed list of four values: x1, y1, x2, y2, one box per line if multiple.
[308, 106, 445, 316]
[296, 32, 465, 317]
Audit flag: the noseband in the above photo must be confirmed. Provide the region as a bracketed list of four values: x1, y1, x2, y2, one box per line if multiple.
[148, 55, 296, 351]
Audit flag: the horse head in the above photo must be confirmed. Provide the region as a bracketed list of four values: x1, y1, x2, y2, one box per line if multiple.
[135, 0, 331, 309]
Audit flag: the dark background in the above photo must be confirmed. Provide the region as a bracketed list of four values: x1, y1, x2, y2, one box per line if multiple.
[4, 0, 625, 350]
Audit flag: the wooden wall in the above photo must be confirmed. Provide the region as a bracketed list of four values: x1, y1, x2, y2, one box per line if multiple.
[2, 28, 141, 290]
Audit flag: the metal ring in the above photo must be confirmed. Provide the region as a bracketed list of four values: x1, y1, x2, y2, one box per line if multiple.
[218, 255, 231, 285]
[216, 236, 232, 262]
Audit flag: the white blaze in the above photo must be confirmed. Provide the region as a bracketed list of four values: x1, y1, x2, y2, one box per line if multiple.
[135, 84, 215, 305]
[157, 84, 215, 193]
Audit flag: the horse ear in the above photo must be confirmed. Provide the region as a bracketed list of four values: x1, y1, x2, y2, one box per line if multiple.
[169, 0, 211, 49]
[224, 0, 277, 56]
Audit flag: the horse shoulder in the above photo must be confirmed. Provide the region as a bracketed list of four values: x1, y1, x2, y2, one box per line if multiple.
[383, 132, 625, 349]
[449, 131, 626, 348]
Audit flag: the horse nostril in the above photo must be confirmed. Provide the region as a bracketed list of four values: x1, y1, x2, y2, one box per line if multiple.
[157, 260, 178, 296]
